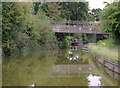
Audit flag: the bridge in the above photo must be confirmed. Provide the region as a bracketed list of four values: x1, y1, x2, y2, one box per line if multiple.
[50, 21, 109, 34]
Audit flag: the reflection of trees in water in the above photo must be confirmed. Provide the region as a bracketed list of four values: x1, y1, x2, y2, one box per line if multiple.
[57, 49, 70, 59]
[67, 50, 88, 63]
[56, 49, 89, 64]
[14, 48, 59, 60]
[2, 50, 58, 86]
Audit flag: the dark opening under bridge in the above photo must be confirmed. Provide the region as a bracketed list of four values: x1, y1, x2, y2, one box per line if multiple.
[50, 21, 109, 34]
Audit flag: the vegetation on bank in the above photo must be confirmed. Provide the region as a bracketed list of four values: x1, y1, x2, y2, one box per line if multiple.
[87, 2, 120, 62]
[100, 2, 120, 45]
[2, 2, 91, 55]
[2, 2, 120, 56]
[2, 2, 58, 55]
[87, 39, 118, 62]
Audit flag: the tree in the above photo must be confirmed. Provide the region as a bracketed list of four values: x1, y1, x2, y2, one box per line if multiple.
[40, 2, 90, 21]
[59, 2, 89, 21]
[40, 2, 62, 20]
[90, 8, 102, 21]
[2, 2, 33, 54]
[100, 2, 120, 45]
[0, 2, 2, 46]
[2, 2, 59, 55]
[33, 2, 41, 14]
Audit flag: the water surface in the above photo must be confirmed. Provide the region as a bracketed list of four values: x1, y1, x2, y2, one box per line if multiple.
[2, 47, 119, 86]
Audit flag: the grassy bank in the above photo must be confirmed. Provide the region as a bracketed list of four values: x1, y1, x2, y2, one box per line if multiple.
[86, 39, 118, 62]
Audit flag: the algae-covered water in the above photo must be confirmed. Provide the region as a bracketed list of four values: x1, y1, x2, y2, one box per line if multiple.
[2, 47, 119, 86]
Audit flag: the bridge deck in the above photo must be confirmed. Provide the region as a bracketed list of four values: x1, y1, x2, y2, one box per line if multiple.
[52, 25, 109, 34]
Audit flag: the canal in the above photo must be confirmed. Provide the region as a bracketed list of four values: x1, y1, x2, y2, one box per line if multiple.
[2, 47, 119, 86]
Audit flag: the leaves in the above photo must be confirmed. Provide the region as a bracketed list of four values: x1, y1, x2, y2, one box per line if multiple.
[60, 2, 89, 21]
[41, 2, 62, 20]
[2, 2, 59, 55]
[100, 2, 120, 45]
[90, 8, 102, 21]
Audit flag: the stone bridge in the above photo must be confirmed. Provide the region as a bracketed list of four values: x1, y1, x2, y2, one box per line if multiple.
[50, 21, 109, 34]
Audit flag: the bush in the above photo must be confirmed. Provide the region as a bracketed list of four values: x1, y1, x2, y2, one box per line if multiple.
[2, 2, 58, 55]
[100, 2, 120, 45]
[96, 38, 117, 49]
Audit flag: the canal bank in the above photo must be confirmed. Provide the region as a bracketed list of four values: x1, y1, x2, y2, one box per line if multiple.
[88, 54, 119, 86]
[84, 43, 120, 81]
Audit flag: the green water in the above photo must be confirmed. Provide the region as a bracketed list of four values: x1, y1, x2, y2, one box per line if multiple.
[2, 48, 119, 86]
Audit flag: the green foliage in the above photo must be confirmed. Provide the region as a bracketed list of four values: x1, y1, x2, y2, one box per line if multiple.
[39, 2, 90, 21]
[60, 2, 89, 21]
[31, 2, 91, 48]
[40, 2, 62, 20]
[82, 34, 96, 44]
[33, 2, 41, 14]
[87, 38, 118, 62]
[96, 38, 117, 49]
[66, 36, 71, 41]
[63, 38, 69, 48]
[73, 33, 82, 39]
[100, 2, 120, 45]
[2, 2, 58, 55]
[90, 8, 102, 21]
[63, 36, 71, 47]
[26, 11, 58, 49]
[87, 42, 118, 62]
[2, 2, 26, 54]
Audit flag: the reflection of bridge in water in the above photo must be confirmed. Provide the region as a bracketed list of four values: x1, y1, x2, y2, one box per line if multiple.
[51, 64, 95, 74]
[50, 21, 110, 34]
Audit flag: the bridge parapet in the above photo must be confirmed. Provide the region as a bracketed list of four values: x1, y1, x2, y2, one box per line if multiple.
[49, 20, 94, 26]
[49, 20, 109, 34]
